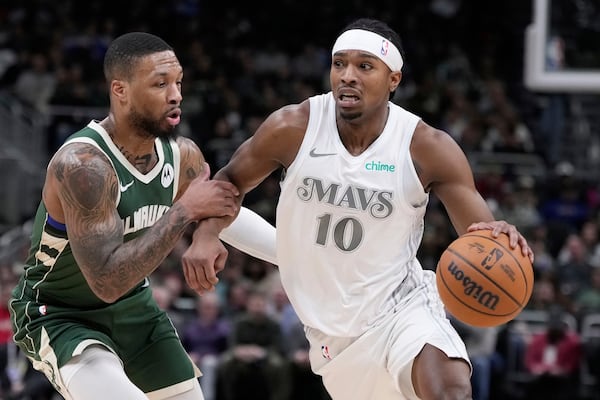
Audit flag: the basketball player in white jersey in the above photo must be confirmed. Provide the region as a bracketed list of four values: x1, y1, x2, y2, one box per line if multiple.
[185, 18, 535, 400]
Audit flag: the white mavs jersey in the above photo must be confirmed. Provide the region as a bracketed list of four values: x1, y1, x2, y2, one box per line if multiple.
[277, 92, 431, 337]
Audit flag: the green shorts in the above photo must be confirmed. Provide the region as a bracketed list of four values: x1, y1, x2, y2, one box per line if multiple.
[10, 284, 198, 393]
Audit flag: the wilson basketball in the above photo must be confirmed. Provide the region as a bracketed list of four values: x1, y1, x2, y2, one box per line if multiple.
[436, 230, 534, 327]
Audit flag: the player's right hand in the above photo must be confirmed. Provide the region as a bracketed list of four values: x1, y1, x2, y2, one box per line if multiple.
[180, 173, 240, 221]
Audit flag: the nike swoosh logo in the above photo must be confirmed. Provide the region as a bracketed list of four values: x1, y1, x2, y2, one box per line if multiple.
[309, 148, 337, 157]
[119, 180, 134, 192]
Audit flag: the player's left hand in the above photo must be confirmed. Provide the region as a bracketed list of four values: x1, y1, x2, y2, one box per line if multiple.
[182, 230, 228, 294]
[467, 220, 534, 263]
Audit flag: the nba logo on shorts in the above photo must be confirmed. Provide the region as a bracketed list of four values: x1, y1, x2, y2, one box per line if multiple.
[321, 345, 332, 360]
[381, 40, 389, 56]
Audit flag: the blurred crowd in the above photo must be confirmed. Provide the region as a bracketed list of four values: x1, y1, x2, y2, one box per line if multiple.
[1, 0, 600, 399]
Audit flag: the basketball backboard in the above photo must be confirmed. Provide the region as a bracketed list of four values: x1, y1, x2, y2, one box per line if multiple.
[524, 0, 600, 92]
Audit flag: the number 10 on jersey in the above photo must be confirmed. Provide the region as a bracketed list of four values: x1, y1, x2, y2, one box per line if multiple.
[315, 213, 364, 252]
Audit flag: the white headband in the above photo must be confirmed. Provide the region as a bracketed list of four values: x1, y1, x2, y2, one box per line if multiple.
[332, 29, 403, 72]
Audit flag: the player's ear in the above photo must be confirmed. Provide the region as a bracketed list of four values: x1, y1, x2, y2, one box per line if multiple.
[390, 71, 402, 93]
[110, 79, 128, 102]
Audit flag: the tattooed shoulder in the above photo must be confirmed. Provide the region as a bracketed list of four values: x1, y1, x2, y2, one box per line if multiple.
[177, 136, 204, 180]
[51, 143, 118, 211]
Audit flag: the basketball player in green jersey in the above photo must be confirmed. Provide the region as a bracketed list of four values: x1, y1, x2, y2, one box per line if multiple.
[9, 32, 244, 399]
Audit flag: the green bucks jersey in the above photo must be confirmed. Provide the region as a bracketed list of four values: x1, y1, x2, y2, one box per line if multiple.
[15, 120, 180, 309]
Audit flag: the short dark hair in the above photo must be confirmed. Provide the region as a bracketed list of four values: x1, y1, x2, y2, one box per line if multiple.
[340, 18, 405, 63]
[103, 32, 173, 82]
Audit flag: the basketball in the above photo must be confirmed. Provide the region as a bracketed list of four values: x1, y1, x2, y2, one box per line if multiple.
[436, 230, 534, 328]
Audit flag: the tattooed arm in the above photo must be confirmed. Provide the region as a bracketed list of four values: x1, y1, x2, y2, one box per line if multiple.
[175, 136, 208, 200]
[47, 142, 238, 303]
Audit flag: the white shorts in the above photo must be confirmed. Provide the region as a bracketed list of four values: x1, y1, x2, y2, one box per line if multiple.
[305, 271, 470, 400]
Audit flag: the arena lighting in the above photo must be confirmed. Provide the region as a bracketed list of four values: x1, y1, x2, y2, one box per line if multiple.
[524, 0, 600, 92]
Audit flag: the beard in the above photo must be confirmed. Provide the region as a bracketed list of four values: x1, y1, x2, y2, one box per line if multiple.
[128, 106, 176, 140]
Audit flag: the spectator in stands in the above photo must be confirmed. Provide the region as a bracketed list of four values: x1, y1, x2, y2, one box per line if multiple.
[50, 63, 93, 107]
[529, 233, 556, 277]
[216, 289, 290, 400]
[574, 268, 600, 319]
[440, 85, 477, 144]
[13, 52, 56, 116]
[526, 275, 561, 312]
[181, 292, 230, 400]
[555, 233, 594, 310]
[150, 282, 189, 335]
[240, 257, 278, 295]
[213, 245, 247, 308]
[477, 79, 517, 124]
[269, 282, 298, 337]
[538, 94, 567, 166]
[495, 177, 542, 234]
[203, 116, 244, 170]
[524, 307, 582, 400]
[541, 163, 591, 255]
[480, 113, 535, 154]
[580, 219, 600, 268]
[223, 281, 252, 317]
[284, 318, 332, 400]
[290, 43, 329, 83]
[455, 118, 485, 156]
[418, 205, 456, 270]
[266, 281, 331, 399]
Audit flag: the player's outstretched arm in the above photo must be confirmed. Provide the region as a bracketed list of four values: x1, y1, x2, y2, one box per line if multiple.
[182, 103, 307, 294]
[181, 130, 279, 294]
[50, 142, 238, 303]
[411, 122, 534, 262]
